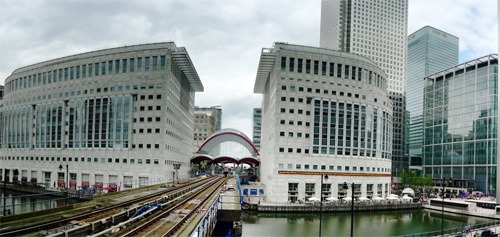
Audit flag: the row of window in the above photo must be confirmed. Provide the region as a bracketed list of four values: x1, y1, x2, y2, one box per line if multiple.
[6, 55, 167, 93]
[1, 156, 160, 164]
[280, 57, 385, 90]
[7, 83, 163, 107]
[278, 163, 390, 173]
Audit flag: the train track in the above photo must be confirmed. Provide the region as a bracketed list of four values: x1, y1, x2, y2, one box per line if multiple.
[119, 177, 226, 237]
[0, 176, 219, 236]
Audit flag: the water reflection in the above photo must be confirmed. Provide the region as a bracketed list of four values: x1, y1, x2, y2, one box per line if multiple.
[1, 189, 70, 215]
[242, 209, 492, 236]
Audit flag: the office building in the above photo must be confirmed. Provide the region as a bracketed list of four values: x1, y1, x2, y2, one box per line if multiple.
[254, 42, 393, 203]
[320, 0, 409, 173]
[194, 106, 222, 131]
[423, 54, 498, 193]
[253, 108, 262, 151]
[407, 26, 459, 172]
[193, 108, 217, 148]
[0, 42, 203, 189]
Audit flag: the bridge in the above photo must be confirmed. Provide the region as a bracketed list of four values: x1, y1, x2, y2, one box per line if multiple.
[191, 128, 260, 184]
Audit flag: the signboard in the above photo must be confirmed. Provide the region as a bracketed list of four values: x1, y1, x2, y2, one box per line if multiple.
[278, 171, 391, 177]
[173, 164, 181, 169]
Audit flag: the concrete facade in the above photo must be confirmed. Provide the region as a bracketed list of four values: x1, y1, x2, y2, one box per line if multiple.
[0, 42, 203, 190]
[254, 42, 393, 203]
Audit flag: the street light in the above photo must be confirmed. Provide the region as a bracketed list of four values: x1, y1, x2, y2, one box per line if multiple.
[319, 174, 329, 237]
[342, 182, 355, 237]
[440, 177, 452, 236]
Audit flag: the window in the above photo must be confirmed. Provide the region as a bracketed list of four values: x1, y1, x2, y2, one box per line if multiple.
[296, 164, 301, 169]
[279, 147, 285, 152]
[337, 166, 342, 171]
[146, 159, 151, 164]
[297, 148, 302, 153]
[280, 131, 285, 136]
[280, 120, 285, 124]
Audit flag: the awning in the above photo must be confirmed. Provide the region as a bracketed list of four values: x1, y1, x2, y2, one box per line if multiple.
[57, 180, 65, 184]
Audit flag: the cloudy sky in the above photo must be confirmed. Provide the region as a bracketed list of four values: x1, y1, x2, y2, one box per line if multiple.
[0, 0, 497, 137]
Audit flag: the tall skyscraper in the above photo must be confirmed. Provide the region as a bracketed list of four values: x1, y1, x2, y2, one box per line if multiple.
[407, 26, 459, 172]
[252, 108, 262, 151]
[320, 0, 409, 173]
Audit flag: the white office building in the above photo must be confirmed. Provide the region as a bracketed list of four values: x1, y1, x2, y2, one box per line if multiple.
[0, 42, 203, 190]
[254, 42, 392, 203]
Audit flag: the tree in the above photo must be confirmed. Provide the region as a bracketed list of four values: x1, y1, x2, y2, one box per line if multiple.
[397, 172, 433, 197]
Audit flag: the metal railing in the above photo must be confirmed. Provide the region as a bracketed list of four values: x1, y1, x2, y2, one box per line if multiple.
[394, 220, 500, 237]
[189, 196, 220, 237]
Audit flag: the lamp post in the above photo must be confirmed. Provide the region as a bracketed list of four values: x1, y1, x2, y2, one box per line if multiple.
[449, 177, 453, 200]
[343, 182, 355, 237]
[59, 164, 68, 205]
[319, 174, 329, 237]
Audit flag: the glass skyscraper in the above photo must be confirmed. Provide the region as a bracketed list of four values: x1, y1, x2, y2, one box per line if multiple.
[320, 0, 409, 173]
[407, 26, 459, 172]
[423, 54, 498, 194]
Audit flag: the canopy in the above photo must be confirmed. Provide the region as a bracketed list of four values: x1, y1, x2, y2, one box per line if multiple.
[359, 197, 370, 201]
[386, 196, 399, 200]
[387, 194, 399, 198]
[326, 197, 338, 201]
[402, 195, 413, 200]
[343, 197, 352, 202]
[402, 188, 415, 196]
[308, 197, 320, 202]
[372, 197, 384, 201]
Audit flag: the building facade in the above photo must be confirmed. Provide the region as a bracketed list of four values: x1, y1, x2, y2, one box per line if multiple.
[193, 108, 217, 148]
[423, 54, 498, 194]
[254, 42, 393, 203]
[194, 106, 222, 131]
[407, 26, 459, 172]
[320, 0, 409, 173]
[252, 108, 262, 151]
[0, 85, 4, 99]
[0, 42, 203, 189]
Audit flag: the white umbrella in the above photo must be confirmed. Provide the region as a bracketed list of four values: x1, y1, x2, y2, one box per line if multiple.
[402, 188, 415, 196]
[308, 197, 320, 202]
[386, 196, 398, 200]
[388, 194, 399, 198]
[402, 195, 412, 200]
[359, 197, 370, 202]
[343, 197, 353, 202]
[326, 197, 338, 201]
[372, 197, 384, 201]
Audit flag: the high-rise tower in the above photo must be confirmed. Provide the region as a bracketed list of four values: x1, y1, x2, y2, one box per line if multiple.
[320, 0, 409, 173]
[407, 26, 458, 172]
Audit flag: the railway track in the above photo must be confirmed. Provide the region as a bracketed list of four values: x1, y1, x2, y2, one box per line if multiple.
[0, 176, 220, 236]
[118, 177, 226, 237]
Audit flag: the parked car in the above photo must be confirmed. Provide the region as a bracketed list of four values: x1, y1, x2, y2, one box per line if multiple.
[474, 229, 498, 237]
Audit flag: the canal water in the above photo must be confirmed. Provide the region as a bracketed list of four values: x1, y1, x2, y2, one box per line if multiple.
[1, 189, 69, 216]
[242, 209, 493, 236]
